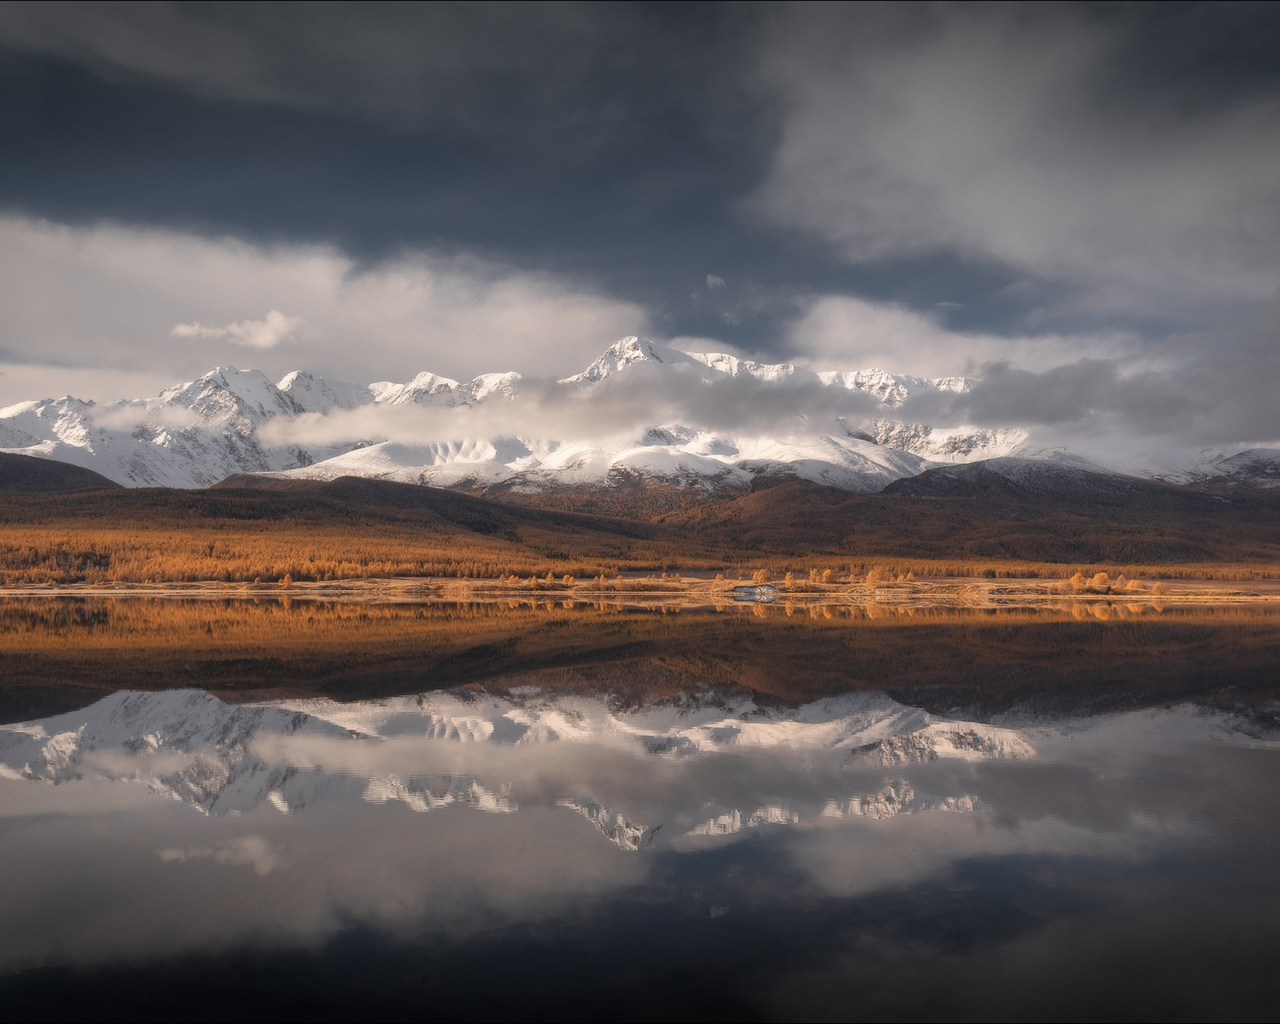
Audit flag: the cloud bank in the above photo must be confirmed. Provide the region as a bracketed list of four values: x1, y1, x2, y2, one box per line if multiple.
[783, 294, 1139, 377]
[0, 217, 648, 404]
[254, 346, 1280, 456]
[754, 6, 1280, 320]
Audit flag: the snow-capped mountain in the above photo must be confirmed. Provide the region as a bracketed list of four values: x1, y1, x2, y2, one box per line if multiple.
[1, 335, 1272, 492]
[0, 367, 321, 488]
[0, 337, 1017, 491]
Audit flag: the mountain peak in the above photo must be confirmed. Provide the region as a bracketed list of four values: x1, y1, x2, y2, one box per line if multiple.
[370, 372, 462, 406]
[278, 370, 372, 414]
[562, 336, 693, 386]
[158, 367, 301, 425]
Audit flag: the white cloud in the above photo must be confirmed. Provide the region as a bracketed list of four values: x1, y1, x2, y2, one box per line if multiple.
[256, 367, 884, 450]
[785, 294, 1137, 377]
[753, 7, 1280, 316]
[171, 309, 304, 349]
[89, 402, 204, 432]
[0, 216, 649, 404]
[706, 274, 726, 289]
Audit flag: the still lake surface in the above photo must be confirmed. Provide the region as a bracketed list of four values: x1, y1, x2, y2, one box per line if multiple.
[1, 595, 1278, 1021]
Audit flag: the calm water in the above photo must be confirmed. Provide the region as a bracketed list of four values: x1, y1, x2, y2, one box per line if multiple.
[1, 599, 1278, 1021]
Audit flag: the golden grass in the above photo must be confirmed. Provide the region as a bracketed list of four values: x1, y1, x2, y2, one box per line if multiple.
[4, 519, 1280, 587]
[2, 477, 1279, 585]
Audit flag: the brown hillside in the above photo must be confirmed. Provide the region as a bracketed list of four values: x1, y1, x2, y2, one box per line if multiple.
[0, 473, 1278, 584]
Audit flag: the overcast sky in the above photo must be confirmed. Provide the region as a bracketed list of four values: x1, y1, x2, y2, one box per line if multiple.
[0, 3, 1277, 445]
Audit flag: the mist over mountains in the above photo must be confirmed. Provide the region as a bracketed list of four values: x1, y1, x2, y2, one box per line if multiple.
[1, 336, 1275, 494]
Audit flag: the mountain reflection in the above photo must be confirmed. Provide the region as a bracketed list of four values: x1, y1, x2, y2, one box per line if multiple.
[2, 688, 1036, 848]
[1, 682, 1277, 1020]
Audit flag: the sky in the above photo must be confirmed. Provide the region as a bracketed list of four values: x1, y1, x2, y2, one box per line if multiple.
[0, 3, 1278, 446]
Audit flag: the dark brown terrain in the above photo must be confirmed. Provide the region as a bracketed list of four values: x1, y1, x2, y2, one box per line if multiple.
[0, 463, 1278, 584]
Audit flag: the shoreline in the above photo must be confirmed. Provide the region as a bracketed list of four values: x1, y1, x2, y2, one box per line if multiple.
[2, 575, 1278, 608]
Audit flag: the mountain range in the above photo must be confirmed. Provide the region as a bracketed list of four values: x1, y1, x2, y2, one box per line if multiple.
[2, 336, 1277, 493]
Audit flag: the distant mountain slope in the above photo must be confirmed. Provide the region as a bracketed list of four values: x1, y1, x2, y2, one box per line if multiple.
[881, 457, 1165, 500]
[0, 452, 120, 492]
[1189, 448, 1280, 489]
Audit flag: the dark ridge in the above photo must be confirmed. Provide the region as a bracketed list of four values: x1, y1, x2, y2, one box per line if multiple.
[210, 473, 656, 538]
[881, 459, 1203, 504]
[0, 452, 120, 493]
[878, 463, 1031, 500]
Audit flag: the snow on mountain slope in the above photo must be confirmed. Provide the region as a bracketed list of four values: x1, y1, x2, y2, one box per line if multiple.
[821, 367, 970, 408]
[278, 370, 373, 413]
[564, 337, 969, 403]
[0, 395, 213, 488]
[0, 335, 1269, 492]
[369, 369, 523, 407]
[369, 370, 463, 406]
[1186, 447, 1280, 488]
[273, 425, 933, 493]
[159, 366, 303, 427]
[689, 350, 818, 384]
[865, 419, 1027, 463]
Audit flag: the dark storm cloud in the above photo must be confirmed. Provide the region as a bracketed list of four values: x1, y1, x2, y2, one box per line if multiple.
[0, 3, 808, 347]
[0, 2, 1164, 351]
[755, 4, 1280, 313]
[0, 3, 726, 129]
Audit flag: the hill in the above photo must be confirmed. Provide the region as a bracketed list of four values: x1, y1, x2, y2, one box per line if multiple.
[0, 452, 120, 493]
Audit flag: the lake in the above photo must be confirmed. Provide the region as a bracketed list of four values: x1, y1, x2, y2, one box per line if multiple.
[1, 594, 1277, 1021]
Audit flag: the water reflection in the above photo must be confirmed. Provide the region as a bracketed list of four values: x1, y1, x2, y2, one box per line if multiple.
[3, 594, 1280, 1018]
[1, 684, 1278, 1019]
[4, 596, 1280, 722]
[1, 688, 1041, 838]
